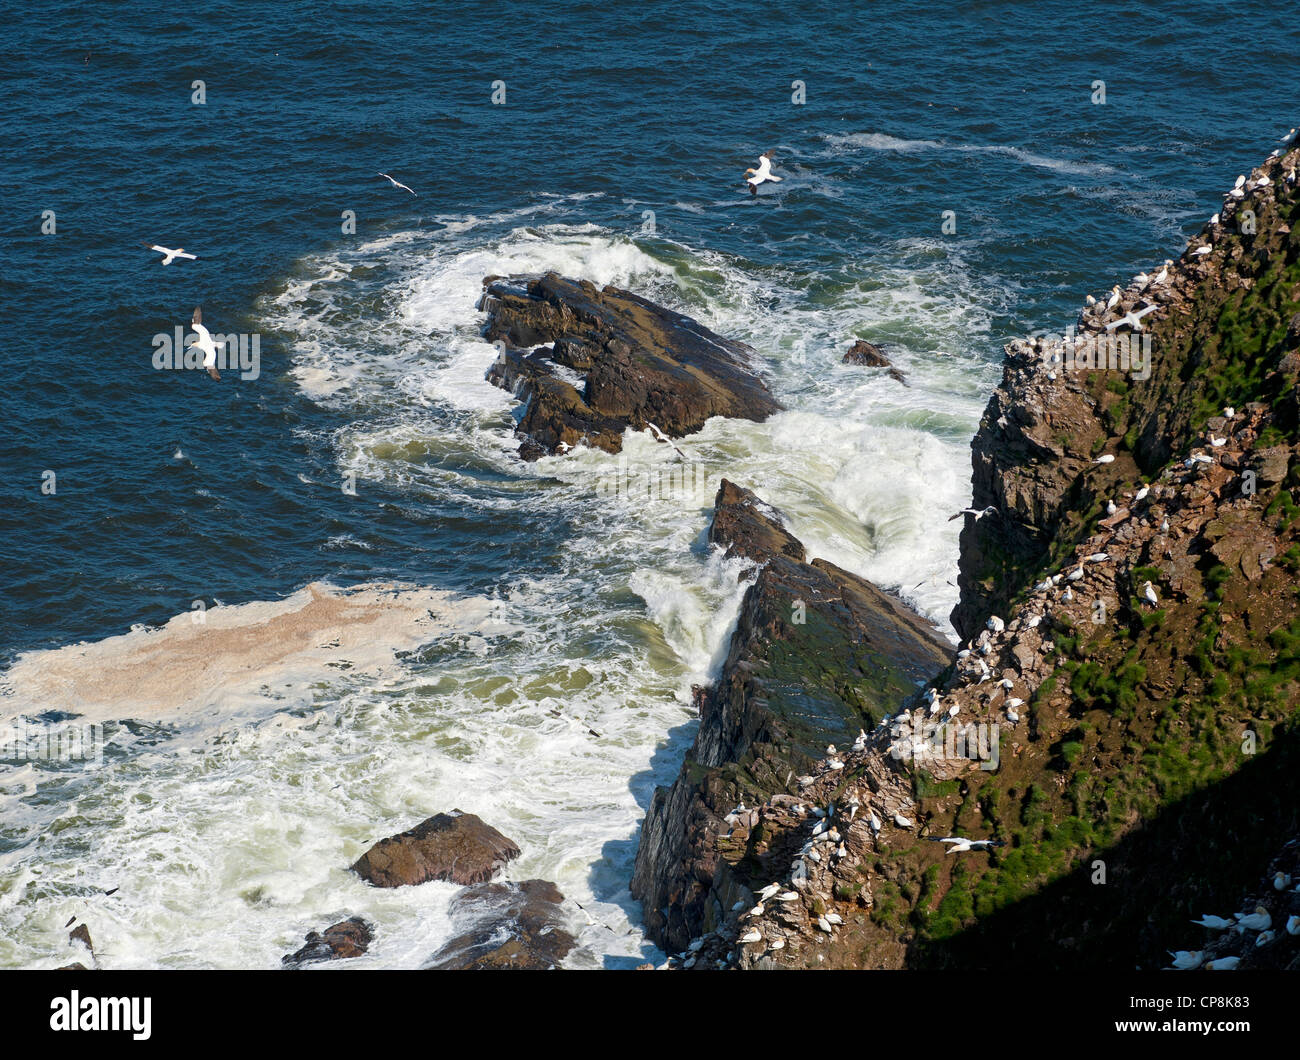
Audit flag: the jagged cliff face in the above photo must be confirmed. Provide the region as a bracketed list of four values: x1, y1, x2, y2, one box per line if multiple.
[953, 144, 1300, 643]
[642, 139, 1300, 971]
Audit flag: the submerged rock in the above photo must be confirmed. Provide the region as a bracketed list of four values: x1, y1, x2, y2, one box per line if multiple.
[842, 339, 891, 366]
[282, 917, 373, 967]
[427, 879, 575, 969]
[351, 810, 521, 888]
[480, 273, 782, 459]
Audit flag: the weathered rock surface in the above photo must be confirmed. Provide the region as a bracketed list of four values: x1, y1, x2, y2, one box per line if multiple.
[672, 140, 1300, 972]
[427, 879, 575, 969]
[351, 811, 521, 888]
[480, 273, 782, 459]
[282, 917, 373, 967]
[952, 142, 1300, 641]
[631, 480, 952, 953]
[842, 339, 891, 366]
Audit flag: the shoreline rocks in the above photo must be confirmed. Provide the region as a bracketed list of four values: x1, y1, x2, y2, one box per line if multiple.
[631, 480, 952, 953]
[427, 879, 575, 969]
[480, 273, 782, 459]
[283, 917, 373, 968]
[351, 810, 521, 888]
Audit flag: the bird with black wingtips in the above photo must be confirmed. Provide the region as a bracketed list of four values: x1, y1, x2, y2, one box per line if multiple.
[188, 306, 225, 381]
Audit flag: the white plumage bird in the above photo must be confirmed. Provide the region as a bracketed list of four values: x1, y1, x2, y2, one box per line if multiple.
[378, 171, 416, 195]
[142, 242, 196, 265]
[187, 306, 225, 382]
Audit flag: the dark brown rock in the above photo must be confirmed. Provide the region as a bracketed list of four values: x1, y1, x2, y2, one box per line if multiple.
[427, 879, 575, 969]
[351, 810, 521, 888]
[68, 924, 93, 953]
[282, 917, 373, 967]
[480, 273, 782, 459]
[842, 339, 891, 367]
[633, 480, 953, 952]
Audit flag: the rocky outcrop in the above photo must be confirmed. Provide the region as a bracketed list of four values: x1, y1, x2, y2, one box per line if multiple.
[842, 339, 891, 366]
[427, 879, 575, 969]
[282, 917, 373, 967]
[673, 139, 1300, 971]
[952, 143, 1300, 642]
[632, 480, 952, 954]
[351, 810, 520, 888]
[480, 273, 781, 459]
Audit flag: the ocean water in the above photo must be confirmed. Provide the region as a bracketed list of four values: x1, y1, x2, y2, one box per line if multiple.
[1, 1, 1297, 968]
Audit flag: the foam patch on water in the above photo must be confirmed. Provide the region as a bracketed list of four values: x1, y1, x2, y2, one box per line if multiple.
[0, 582, 507, 727]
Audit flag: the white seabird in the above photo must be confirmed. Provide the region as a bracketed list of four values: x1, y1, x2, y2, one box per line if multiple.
[378, 172, 416, 195]
[1167, 950, 1202, 970]
[949, 505, 998, 522]
[743, 151, 781, 196]
[187, 306, 225, 382]
[1204, 956, 1241, 971]
[141, 242, 196, 265]
[1236, 906, 1270, 931]
[1092, 454, 1116, 465]
[1141, 581, 1159, 606]
[1191, 914, 1234, 930]
[1105, 285, 1122, 311]
[1104, 302, 1159, 332]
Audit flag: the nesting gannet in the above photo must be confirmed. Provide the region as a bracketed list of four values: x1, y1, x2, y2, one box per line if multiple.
[1106, 499, 1118, 516]
[1191, 914, 1234, 930]
[1223, 406, 1235, 419]
[1066, 566, 1084, 582]
[1209, 436, 1226, 447]
[1209, 213, 1220, 225]
[868, 811, 882, 832]
[1167, 950, 1203, 970]
[739, 928, 763, 943]
[1204, 956, 1241, 971]
[1085, 552, 1110, 563]
[1085, 294, 1096, 306]
[1093, 454, 1116, 465]
[378, 172, 417, 195]
[1154, 260, 1171, 284]
[187, 306, 225, 381]
[1273, 871, 1291, 891]
[1134, 485, 1150, 503]
[1006, 708, 1020, 723]
[1160, 517, 1170, 533]
[1255, 930, 1275, 947]
[987, 615, 1005, 633]
[758, 882, 781, 901]
[1236, 906, 1270, 931]
[141, 242, 197, 265]
[1193, 245, 1213, 256]
[893, 812, 913, 829]
[1287, 914, 1300, 936]
[949, 505, 998, 522]
[743, 151, 781, 196]
[1141, 581, 1159, 606]
[1105, 286, 1122, 311]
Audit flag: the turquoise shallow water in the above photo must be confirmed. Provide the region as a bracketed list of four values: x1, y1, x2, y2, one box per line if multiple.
[0, 0, 1297, 967]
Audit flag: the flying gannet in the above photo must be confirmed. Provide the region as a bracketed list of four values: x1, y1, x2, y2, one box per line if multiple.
[743, 151, 781, 196]
[378, 172, 417, 195]
[187, 306, 225, 381]
[948, 505, 998, 522]
[141, 243, 197, 265]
